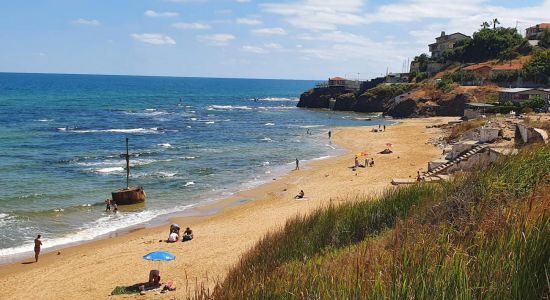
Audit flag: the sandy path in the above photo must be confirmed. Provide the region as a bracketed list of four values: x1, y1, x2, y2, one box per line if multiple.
[0, 117, 455, 300]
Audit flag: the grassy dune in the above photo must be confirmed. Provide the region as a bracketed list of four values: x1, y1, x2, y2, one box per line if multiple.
[202, 146, 550, 299]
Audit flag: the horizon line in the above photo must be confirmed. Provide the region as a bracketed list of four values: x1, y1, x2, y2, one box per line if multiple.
[0, 71, 324, 82]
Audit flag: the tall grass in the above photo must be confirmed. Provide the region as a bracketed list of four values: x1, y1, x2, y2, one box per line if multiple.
[206, 146, 550, 299]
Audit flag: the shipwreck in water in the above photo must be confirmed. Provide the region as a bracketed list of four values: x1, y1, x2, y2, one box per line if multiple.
[111, 138, 146, 205]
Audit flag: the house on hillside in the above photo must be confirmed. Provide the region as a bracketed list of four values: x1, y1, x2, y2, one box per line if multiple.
[492, 63, 523, 73]
[498, 88, 550, 105]
[526, 23, 550, 40]
[328, 77, 360, 91]
[385, 73, 409, 84]
[429, 31, 471, 60]
[463, 64, 493, 80]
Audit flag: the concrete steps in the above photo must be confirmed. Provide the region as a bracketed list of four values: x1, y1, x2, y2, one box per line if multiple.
[422, 145, 486, 179]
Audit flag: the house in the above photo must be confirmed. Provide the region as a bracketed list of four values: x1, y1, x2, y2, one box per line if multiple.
[385, 73, 409, 84]
[429, 31, 471, 60]
[492, 63, 523, 72]
[526, 23, 550, 40]
[498, 88, 550, 105]
[462, 64, 493, 79]
[328, 77, 360, 91]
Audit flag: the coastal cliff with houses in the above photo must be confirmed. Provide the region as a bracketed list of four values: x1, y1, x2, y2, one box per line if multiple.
[298, 22, 550, 119]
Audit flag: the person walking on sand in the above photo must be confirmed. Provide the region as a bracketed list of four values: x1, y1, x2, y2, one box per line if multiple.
[34, 235, 42, 262]
[383, 125, 386, 131]
[295, 158, 300, 170]
[328, 130, 332, 140]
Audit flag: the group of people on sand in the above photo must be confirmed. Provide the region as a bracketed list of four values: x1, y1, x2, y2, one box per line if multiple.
[104, 199, 118, 213]
[166, 224, 193, 243]
[353, 156, 374, 170]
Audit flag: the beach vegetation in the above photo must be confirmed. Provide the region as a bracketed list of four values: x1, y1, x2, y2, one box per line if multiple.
[523, 49, 550, 84]
[203, 146, 550, 299]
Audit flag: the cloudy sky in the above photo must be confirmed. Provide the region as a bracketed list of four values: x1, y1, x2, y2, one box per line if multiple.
[0, 0, 548, 79]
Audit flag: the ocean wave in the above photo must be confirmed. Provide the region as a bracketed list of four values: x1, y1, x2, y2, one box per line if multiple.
[207, 105, 253, 111]
[58, 127, 163, 134]
[264, 123, 275, 126]
[261, 137, 273, 142]
[158, 143, 173, 148]
[95, 167, 124, 174]
[183, 181, 195, 187]
[37, 119, 53, 122]
[293, 124, 326, 128]
[257, 97, 299, 102]
[205, 121, 215, 124]
[0, 204, 196, 258]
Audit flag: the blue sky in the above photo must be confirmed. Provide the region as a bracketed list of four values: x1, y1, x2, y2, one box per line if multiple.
[0, 0, 548, 80]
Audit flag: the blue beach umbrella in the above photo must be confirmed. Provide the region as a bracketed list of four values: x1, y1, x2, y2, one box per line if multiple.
[143, 251, 176, 262]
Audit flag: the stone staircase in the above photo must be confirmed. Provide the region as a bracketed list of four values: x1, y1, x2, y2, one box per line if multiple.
[423, 145, 486, 179]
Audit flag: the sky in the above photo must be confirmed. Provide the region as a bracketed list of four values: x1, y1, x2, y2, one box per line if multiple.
[0, 0, 549, 80]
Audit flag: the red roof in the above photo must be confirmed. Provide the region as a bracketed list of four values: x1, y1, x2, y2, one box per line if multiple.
[493, 63, 523, 71]
[463, 64, 491, 71]
[539, 23, 550, 29]
[329, 76, 346, 81]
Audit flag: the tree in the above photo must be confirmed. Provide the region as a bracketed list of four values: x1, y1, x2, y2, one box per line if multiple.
[414, 53, 429, 72]
[538, 29, 550, 48]
[492, 18, 500, 30]
[523, 49, 550, 84]
[481, 21, 490, 29]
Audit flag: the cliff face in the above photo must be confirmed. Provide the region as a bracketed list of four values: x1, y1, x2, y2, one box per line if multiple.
[297, 84, 468, 118]
[297, 87, 345, 109]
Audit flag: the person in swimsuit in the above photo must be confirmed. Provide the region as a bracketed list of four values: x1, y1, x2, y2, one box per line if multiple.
[183, 227, 193, 241]
[105, 199, 111, 212]
[34, 235, 42, 262]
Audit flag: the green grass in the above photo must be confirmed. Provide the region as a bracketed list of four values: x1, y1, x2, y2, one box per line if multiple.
[201, 146, 550, 299]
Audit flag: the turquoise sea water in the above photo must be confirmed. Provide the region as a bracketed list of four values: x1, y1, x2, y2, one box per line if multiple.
[0, 73, 388, 262]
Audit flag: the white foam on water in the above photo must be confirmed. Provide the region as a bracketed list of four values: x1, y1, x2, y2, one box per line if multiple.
[183, 181, 195, 187]
[37, 119, 53, 122]
[261, 137, 273, 142]
[208, 105, 253, 111]
[205, 121, 215, 124]
[61, 128, 162, 134]
[0, 204, 195, 258]
[95, 167, 124, 174]
[158, 143, 172, 148]
[258, 97, 299, 102]
[156, 172, 178, 178]
[264, 123, 275, 126]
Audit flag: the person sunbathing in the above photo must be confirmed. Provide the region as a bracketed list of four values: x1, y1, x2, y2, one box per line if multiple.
[167, 231, 179, 243]
[182, 227, 193, 241]
[148, 270, 161, 286]
[294, 190, 305, 199]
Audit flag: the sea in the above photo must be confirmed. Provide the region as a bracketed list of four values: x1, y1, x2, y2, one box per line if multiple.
[0, 73, 389, 263]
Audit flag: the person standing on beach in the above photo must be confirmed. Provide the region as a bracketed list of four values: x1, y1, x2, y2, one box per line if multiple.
[34, 235, 42, 262]
[295, 158, 300, 170]
[383, 125, 386, 131]
[105, 199, 111, 212]
[328, 130, 332, 140]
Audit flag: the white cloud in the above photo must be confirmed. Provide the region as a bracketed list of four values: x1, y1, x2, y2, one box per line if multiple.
[251, 27, 288, 35]
[144, 10, 179, 18]
[73, 18, 100, 26]
[242, 45, 268, 53]
[198, 34, 236, 46]
[131, 33, 176, 45]
[172, 22, 211, 30]
[236, 18, 263, 26]
[262, 0, 366, 31]
[264, 43, 282, 49]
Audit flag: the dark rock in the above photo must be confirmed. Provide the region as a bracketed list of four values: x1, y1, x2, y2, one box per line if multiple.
[385, 98, 418, 118]
[297, 87, 346, 109]
[333, 93, 357, 111]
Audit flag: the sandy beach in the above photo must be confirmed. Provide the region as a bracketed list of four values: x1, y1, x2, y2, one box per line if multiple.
[0, 117, 456, 299]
